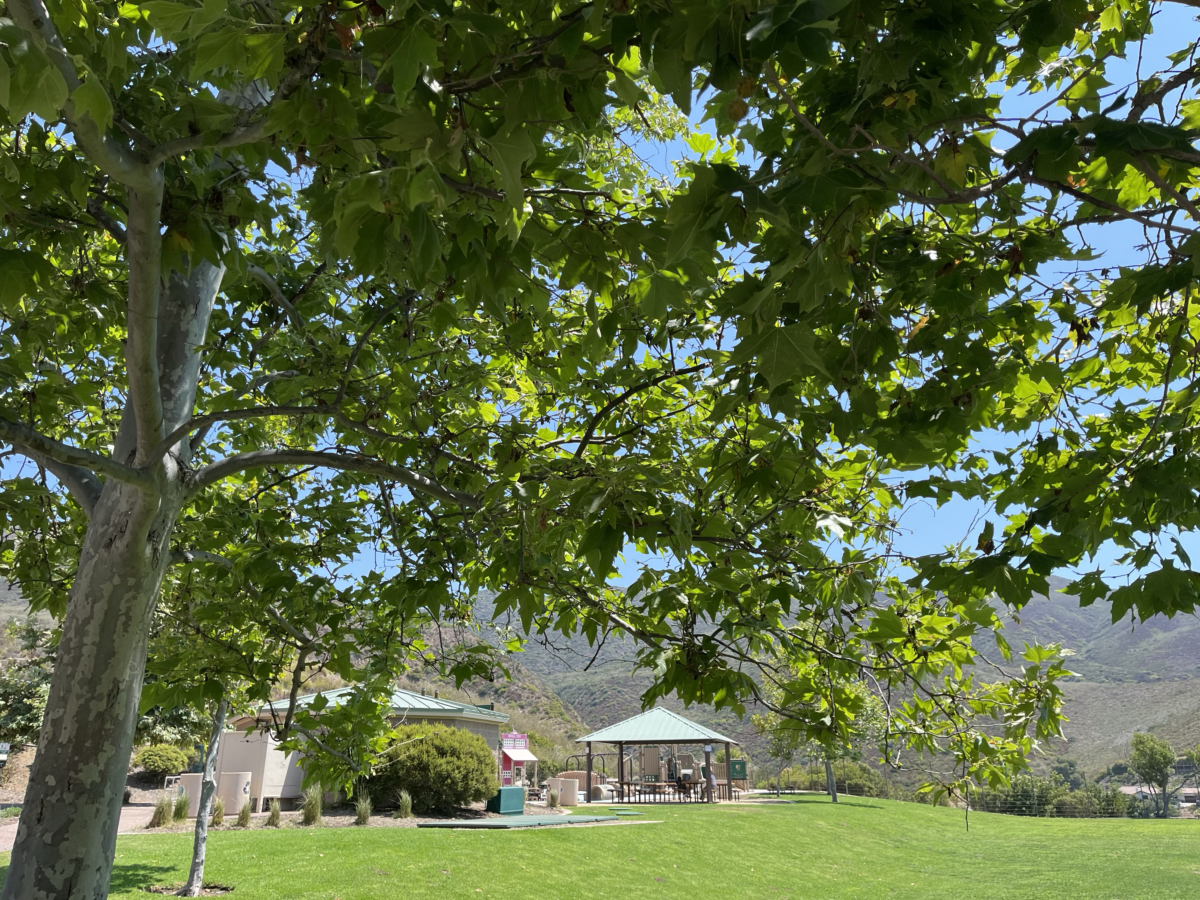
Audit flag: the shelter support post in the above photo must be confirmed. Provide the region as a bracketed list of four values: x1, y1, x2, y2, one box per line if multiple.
[586, 742, 593, 804]
[725, 742, 733, 802]
[618, 742, 625, 803]
[703, 745, 713, 803]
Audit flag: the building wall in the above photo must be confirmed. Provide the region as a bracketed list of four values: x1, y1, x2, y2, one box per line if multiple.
[214, 713, 505, 808]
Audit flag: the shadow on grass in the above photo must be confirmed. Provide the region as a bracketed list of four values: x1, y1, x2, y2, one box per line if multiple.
[109, 863, 180, 893]
[2, 863, 177, 895]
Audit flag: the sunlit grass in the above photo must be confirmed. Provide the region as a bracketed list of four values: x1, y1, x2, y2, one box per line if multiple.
[4, 796, 1198, 898]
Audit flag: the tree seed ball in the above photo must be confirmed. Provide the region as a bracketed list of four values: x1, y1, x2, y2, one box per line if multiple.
[736, 75, 757, 99]
[727, 99, 749, 122]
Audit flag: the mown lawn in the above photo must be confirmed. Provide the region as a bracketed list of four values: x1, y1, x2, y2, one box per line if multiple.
[3, 796, 1198, 898]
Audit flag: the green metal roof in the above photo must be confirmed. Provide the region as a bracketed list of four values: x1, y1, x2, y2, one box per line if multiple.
[260, 687, 509, 725]
[576, 707, 738, 745]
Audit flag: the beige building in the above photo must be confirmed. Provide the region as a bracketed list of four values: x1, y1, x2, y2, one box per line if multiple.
[215, 687, 509, 810]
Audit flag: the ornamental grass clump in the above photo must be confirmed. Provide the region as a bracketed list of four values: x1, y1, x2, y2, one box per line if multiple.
[237, 799, 252, 827]
[172, 791, 189, 822]
[148, 794, 173, 829]
[393, 790, 413, 819]
[266, 798, 282, 827]
[210, 797, 224, 827]
[301, 786, 323, 826]
[355, 794, 372, 826]
[547, 788, 559, 809]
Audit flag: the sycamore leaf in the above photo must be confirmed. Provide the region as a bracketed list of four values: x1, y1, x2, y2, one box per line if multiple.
[71, 80, 113, 132]
[0, 57, 9, 110]
[386, 27, 438, 98]
[140, 1, 196, 40]
[488, 128, 535, 205]
[730, 324, 827, 386]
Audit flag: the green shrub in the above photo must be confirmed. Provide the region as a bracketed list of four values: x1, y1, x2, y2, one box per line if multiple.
[363, 724, 500, 815]
[172, 790, 190, 821]
[210, 796, 224, 827]
[133, 745, 190, 778]
[355, 794, 372, 826]
[237, 799, 252, 827]
[147, 794, 174, 828]
[266, 798, 282, 827]
[0, 807, 21, 820]
[547, 788, 559, 809]
[394, 789, 413, 819]
[301, 786, 323, 826]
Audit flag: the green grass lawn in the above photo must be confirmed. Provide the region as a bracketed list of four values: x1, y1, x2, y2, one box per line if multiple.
[3, 797, 1198, 899]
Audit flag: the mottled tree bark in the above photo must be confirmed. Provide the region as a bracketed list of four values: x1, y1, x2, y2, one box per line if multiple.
[181, 699, 229, 897]
[1, 244, 222, 899]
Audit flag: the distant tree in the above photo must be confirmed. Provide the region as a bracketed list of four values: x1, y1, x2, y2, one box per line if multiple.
[1050, 757, 1085, 792]
[1129, 733, 1180, 818]
[0, 619, 51, 746]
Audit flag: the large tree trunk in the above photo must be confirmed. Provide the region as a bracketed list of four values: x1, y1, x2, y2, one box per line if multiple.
[182, 699, 229, 897]
[2, 255, 222, 900]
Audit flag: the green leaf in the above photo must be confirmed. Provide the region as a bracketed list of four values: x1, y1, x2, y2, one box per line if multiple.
[641, 273, 683, 320]
[488, 128, 535, 205]
[71, 80, 113, 132]
[140, 1, 196, 40]
[577, 521, 622, 580]
[730, 324, 827, 386]
[0, 57, 10, 110]
[386, 27, 438, 98]
[191, 27, 244, 78]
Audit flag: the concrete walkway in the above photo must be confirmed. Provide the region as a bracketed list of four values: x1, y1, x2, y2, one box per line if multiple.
[1, 804, 157, 854]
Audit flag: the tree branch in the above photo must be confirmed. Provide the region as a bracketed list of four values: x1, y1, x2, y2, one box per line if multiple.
[247, 265, 304, 330]
[146, 25, 329, 168]
[30, 454, 103, 516]
[153, 404, 333, 462]
[169, 549, 234, 569]
[0, 417, 154, 490]
[574, 364, 706, 458]
[124, 176, 168, 463]
[86, 197, 126, 244]
[8, 0, 153, 190]
[188, 448, 481, 508]
[191, 371, 301, 450]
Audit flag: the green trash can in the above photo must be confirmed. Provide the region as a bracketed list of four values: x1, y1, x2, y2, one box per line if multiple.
[486, 786, 524, 816]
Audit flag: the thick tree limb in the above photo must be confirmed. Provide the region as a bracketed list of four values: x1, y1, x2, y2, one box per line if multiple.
[30, 454, 103, 516]
[169, 549, 234, 569]
[0, 417, 153, 490]
[188, 449, 481, 508]
[8, 0, 153, 190]
[124, 178, 168, 464]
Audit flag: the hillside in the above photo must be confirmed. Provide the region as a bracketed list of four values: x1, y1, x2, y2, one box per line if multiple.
[997, 576, 1200, 683]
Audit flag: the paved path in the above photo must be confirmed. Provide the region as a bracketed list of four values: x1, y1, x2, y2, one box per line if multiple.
[1, 805, 156, 854]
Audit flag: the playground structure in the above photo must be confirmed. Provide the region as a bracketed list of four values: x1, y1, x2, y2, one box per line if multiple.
[499, 732, 539, 790]
[576, 708, 745, 804]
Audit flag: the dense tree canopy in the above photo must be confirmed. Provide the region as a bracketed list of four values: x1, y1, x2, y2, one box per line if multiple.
[2, 0, 1200, 896]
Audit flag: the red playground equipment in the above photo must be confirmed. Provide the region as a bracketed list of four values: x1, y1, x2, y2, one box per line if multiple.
[499, 732, 539, 788]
